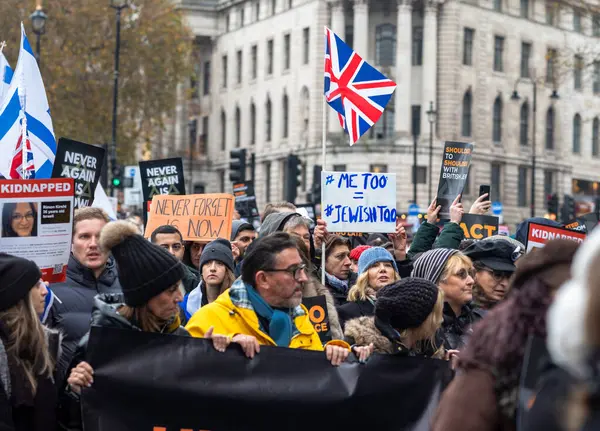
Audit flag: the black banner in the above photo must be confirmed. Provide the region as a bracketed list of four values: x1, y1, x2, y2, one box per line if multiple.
[459, 214, 499, 240]
[139, 158, 186, 203]
[233, 181, 259, 221]
[436, 141, 473, 219]
[82, 326, 451, 431]
[302, 295, 331, 343]
[51, 138, 105, 209]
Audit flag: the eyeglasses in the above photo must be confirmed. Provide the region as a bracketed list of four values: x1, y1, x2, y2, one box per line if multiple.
[263, 264, 307, 280]
[12, 213, 34, 222]
[482, 268, 512, 282]
[160, 243, 183, 252]
[454, 268, 475, 279]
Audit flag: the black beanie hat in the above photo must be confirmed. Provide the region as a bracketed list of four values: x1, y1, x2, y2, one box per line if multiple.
[100, 221, 185, 307]
[199, 238, 234, 273]
[375, 277, 440, 330]
[0, 253, 42, 312]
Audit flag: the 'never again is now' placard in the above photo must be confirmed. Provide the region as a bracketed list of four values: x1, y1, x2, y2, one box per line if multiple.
[321, 171, 396, 233]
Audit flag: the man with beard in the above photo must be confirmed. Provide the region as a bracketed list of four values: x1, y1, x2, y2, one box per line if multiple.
[47, 208, 121, 385]
[230, 220, 256, 276]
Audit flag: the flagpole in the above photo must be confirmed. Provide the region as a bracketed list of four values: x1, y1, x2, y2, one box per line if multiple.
[321, 96, 327, 286]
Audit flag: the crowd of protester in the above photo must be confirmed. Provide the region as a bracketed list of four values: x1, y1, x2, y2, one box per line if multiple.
[2, 192, 600, 431]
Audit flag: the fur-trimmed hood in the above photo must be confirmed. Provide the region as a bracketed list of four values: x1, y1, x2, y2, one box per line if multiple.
[344, 316, 396, 354]
[302, 277, 343, 341]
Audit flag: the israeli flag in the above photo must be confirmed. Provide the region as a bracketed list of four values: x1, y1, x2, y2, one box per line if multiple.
[0, 24, 56, 179]
[0, 48, 12, 106]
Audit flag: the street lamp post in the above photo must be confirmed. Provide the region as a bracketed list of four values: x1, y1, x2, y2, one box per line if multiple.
[511, 78, 559, 218]
[426, 101, 437, 203]
[109, 0, 128, 196]
[30, 6, 47, 65]
[188, 119, 196, 193]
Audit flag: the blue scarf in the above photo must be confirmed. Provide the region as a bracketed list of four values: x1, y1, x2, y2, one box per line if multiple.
[245, 284, 293, 347]
[325, 272, 349, 295]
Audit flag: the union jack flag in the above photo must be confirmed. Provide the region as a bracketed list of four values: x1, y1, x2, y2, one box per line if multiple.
[9, 124, 35, 179]
[324, 26, 397, 146]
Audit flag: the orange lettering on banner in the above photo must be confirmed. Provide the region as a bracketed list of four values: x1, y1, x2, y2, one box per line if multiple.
[309, 305, 325, 324]
[144, 194, 234, 242]
[460, 222, 497, 240]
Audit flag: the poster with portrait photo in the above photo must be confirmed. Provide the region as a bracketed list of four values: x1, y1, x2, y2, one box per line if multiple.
[0, 179, 75, 283]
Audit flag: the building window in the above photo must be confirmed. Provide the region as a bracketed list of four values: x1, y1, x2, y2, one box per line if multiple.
[190, 73, 198, 99]
[345, 24, 354, 49]
[265, 96, 272, 142]
[250, 102, 256, 145]
[282, 93, 289, 138]
[518, 166, 528, 207]
[254, 0, 260, 21]
[283, 34, 291, 70]
[546, 48, 556, 83]
[411, 166, 427, 184]
[302, 27, 310, 65]
[546, 107, 555, 150]
[288, 0, 293, 8]
[594, 61, 600, 94]
[520, 102, 529, 146]
[251, 45, 257, 79]
[372, 105, 395, 139]
[574, 55, 583, 90]
[573, 113, 582, 154]
[240, 6, 245, 26]
[203, 61, 211, 95]
[520, 0, 529, 18]
[376, 24, 397, 67]
[491, 163, 501, 201]
[225, 14, 230, 31]
[333, 164, 346, 172]
[521, 42, 531, 78]
[594, 117, 600, 157]
[218, 170, 225, 193]
[189, 119, 197, 152]
[546, 4, 556, 25]
[573, 8, 582, 33]
[267, 39, 274, 75]
[235, 106, 241, 148]
[220, 110, 226, 150]
[462, 91, 472, 137]
[271, 0, 276, 14]
[371, 164, 388, 173]
[265, 162, 271, 201]
[411, 105, 421, 136]
[222, 55, 228, 88]
[544, 170, 554, 197]
[412, 27, 423, 66]
[493, 36, 504, 72]
[300, 86, 310, 138]
[594, 14, 600, 37]
[236, 50, 242, 84]
[493, 0, 502, 12]
[200, 116, 208, 155]
[492, 96, 502, 143]
[463, 28, 474, 66]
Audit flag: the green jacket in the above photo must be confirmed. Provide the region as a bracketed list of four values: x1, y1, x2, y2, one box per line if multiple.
[407, 222, 464, 259]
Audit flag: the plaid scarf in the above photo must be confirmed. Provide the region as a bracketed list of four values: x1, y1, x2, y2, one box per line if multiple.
[325, 272, 349, 295]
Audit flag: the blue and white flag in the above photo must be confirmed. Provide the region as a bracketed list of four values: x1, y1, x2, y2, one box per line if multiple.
[0, 24, 56, 179]
[0, 45, 13, 106]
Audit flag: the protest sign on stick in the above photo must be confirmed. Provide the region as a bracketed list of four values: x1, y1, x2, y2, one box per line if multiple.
[144, 193, 234, 242]
[139, 158, 186, 227]
[321, 171, 397, 233]
[460, 214, 499, 240]
[233, 181, 259, 222]
[436, 141, 474, 219]
[526, 222, 586, 252]
[51, 138, 105, 209]
[302, 295, 331, 343]
[0, 179, 74, 282]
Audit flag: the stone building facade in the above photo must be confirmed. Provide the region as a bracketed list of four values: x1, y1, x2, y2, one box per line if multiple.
[161, 0, 600, 227]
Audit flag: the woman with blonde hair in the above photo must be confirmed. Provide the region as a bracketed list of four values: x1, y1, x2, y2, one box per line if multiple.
[0, 253, 60, 430]
[337, 247, 400, 329]
[344, 277, 445, 357]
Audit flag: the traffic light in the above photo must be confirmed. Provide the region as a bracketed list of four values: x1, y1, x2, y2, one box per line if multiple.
[111, 164, 123, 189]
[561, 194, 575, 223]
[285, 154, 302, 204]
[546, 193, 559, 215]
[310, 165, 322, 205]
[229, 149, 247, 183]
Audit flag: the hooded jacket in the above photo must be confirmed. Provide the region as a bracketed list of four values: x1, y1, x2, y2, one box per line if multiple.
[46, 254, 121, 386]
[259, 212, 300, 237]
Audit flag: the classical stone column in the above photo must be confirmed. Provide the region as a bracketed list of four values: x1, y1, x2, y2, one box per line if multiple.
[328, 0, 346, 133]
[421, 0, 438, 135]
[395, 0, 412, 138]
[353, 0, 369, 60]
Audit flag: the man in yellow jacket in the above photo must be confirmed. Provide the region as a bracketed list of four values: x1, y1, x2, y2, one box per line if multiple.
[186, 232, 372, 365]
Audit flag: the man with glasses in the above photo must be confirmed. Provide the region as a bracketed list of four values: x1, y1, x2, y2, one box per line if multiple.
[186, 232, 373, 366]
[151, 225, 199, 294]
[464, 240, 520, 312]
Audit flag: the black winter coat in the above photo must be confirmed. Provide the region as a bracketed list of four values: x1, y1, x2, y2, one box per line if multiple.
[441, 302, 485, 350]
[337, 299, 374, 330]
[46, 255, 121, 386]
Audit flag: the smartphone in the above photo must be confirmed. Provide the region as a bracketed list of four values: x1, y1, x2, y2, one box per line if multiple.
[479, 185, 491, 199]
